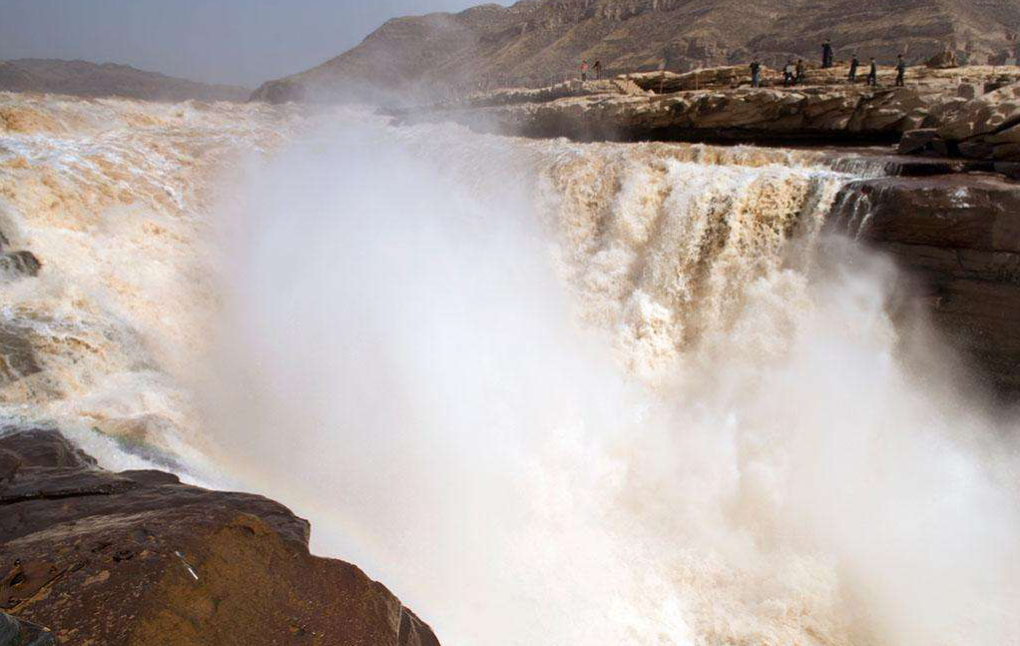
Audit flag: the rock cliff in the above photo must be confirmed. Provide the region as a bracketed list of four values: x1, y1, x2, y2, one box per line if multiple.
[0, 429, 441, 646]
[829, 175, 1020, 394]
[251, 0, 1020, 103]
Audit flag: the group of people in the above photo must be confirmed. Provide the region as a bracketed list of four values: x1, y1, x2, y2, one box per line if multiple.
[580, 40, 910, 89]
[750, 40, 908, 88]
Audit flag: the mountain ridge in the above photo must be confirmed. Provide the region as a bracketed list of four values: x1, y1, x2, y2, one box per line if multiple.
[0, 58, 250, 103]
[251, 0, 1020, 104]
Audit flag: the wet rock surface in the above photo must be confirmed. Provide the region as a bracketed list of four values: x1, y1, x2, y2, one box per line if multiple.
[829, 174, 1020, 394]
[0, 328, 42, 388]
[0, 429, 441, 646]
[0, 252, 41, 281]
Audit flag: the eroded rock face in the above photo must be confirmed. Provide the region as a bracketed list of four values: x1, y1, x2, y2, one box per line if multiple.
[0, 429, 441, 646]
[828, 175, 1020, 393]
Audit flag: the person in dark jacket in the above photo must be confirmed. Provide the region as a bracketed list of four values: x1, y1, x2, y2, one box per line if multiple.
[822, 40, 834, 68]
[593, 59, 603, 80]
[867, 57, 878, 86]
[848, 54, 859, 83]
[895, 54, 906, 86]
[750, 58, 762, 87]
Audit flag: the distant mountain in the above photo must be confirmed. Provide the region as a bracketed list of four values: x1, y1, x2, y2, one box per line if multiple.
[251, 0, 1020, 104]
[0, 59, 249, 103]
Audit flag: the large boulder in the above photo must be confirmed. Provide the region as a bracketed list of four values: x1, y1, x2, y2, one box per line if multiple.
[926, 50, 959, 69]
[0, 429, 441, 646]
[897, 128, 943, 155]
[936, 81, 1020, 142]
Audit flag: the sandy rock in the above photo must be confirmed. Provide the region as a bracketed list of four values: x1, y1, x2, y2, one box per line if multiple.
[936, 81, 1020, 141]
[393, 66, 1020, 147]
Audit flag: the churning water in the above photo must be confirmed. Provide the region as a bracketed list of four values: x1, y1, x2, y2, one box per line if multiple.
[1, 92, 1017, 646]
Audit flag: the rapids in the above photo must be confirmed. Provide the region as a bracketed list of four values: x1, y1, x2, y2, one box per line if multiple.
[0, 92, 1017, 646]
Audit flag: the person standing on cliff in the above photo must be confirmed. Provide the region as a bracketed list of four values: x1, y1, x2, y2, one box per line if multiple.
[895, 54, 907, 86]
[750, 57, 762, 87]
[848, 54, 859, 83]
[581, 60, 589, 82]
[795, 59, 805, 84]
[593, 59, 603, 80]
[783, 59, 796, 86]
[822, 40, 834, 68]
[867, 57, 878, 86]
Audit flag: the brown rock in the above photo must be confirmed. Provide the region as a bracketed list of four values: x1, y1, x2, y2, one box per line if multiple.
[926, 50, 959, 69]
[0, 429, 441, 646]
[392, 65, 1020, 146]
[828, 175, 1020, 393]
[0, 327, 41, 388]
[936, 81, 1020, 141]
[0, 251, 41, 281]
[898, 128, 942, 154]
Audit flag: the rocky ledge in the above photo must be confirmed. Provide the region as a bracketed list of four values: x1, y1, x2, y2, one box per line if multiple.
[389, 64, 1020, 156]
[829, 174, 1020, 394]
[0, 429, 440, 646]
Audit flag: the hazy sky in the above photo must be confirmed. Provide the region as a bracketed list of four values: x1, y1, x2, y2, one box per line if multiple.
[1, 0, 494, 88]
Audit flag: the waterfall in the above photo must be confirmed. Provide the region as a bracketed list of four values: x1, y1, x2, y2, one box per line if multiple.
[1, 93, 1018, 646]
